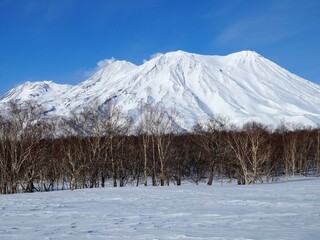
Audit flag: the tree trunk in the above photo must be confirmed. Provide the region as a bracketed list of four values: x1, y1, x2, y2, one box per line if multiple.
[152, 138, 157, 186]
[143, 142, 148, 186]
[207, 156, 215, 185]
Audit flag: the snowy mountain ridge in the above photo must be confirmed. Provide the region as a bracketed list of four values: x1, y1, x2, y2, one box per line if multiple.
[1, 50, 320, 129]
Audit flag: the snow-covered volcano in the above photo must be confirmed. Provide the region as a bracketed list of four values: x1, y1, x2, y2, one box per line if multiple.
[1, 50, 320, 129]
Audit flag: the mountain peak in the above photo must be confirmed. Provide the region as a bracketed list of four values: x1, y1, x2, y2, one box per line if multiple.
[165, 50, 192, 56]
[98, 59, 137, 71]
[239, 50, 260, 55]
[0, 80, 71, 103]
[226, 50, 262, 59]
[1, 50, 320, 129]
[149, 50, 197, 61]
[147, 50, 199, 69]
[149, 50, 264, 67]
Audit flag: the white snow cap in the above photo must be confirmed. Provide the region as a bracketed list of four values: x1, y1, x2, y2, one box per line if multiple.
[1, 50, 320, 129]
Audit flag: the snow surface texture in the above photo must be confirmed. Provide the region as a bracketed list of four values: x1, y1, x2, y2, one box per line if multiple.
[0, 178, 320, 239]
[1, 50, 320, 129]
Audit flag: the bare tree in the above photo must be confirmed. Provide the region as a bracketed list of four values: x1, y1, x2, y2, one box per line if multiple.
[138, 104, 178, 186]
[137, 103, 154, 186]
[315, 128, 320, 175]
[0, 101, 46, 193]
[0, 113, 10, 194]
[194, 115, 228, 185]
[278, 122, 307, 176]
[99, 101, 131, 187]
[226, 122, 273, 184]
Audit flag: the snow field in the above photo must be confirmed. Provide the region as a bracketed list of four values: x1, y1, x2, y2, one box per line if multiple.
[1, 177, 320, 239]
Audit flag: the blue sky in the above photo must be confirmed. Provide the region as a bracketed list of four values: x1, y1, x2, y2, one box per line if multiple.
[0, 0, 319, 96]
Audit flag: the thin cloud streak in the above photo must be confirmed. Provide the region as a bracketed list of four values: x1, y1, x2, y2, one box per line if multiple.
[215, 1, 316, 46]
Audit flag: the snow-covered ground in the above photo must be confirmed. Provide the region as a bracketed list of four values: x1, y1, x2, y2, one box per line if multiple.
[1, 177, 320, 240]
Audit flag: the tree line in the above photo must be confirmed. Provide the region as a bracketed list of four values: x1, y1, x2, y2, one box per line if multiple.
[0, 101, 319, 194]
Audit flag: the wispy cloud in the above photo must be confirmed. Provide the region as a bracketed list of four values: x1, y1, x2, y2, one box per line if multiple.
[150, 52, 163, 59]
[96, 58, 116, 69]
[215, 1, 318, 47]
[217, 15, 294, 45]
[82, 57, 117, 79]
[17, 0, 79, 30]
[142, 52, 163, 63]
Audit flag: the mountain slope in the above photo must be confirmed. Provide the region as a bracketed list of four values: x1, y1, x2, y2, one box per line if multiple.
[1, 50, 320, 129]
[0, 81, 71, 103]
